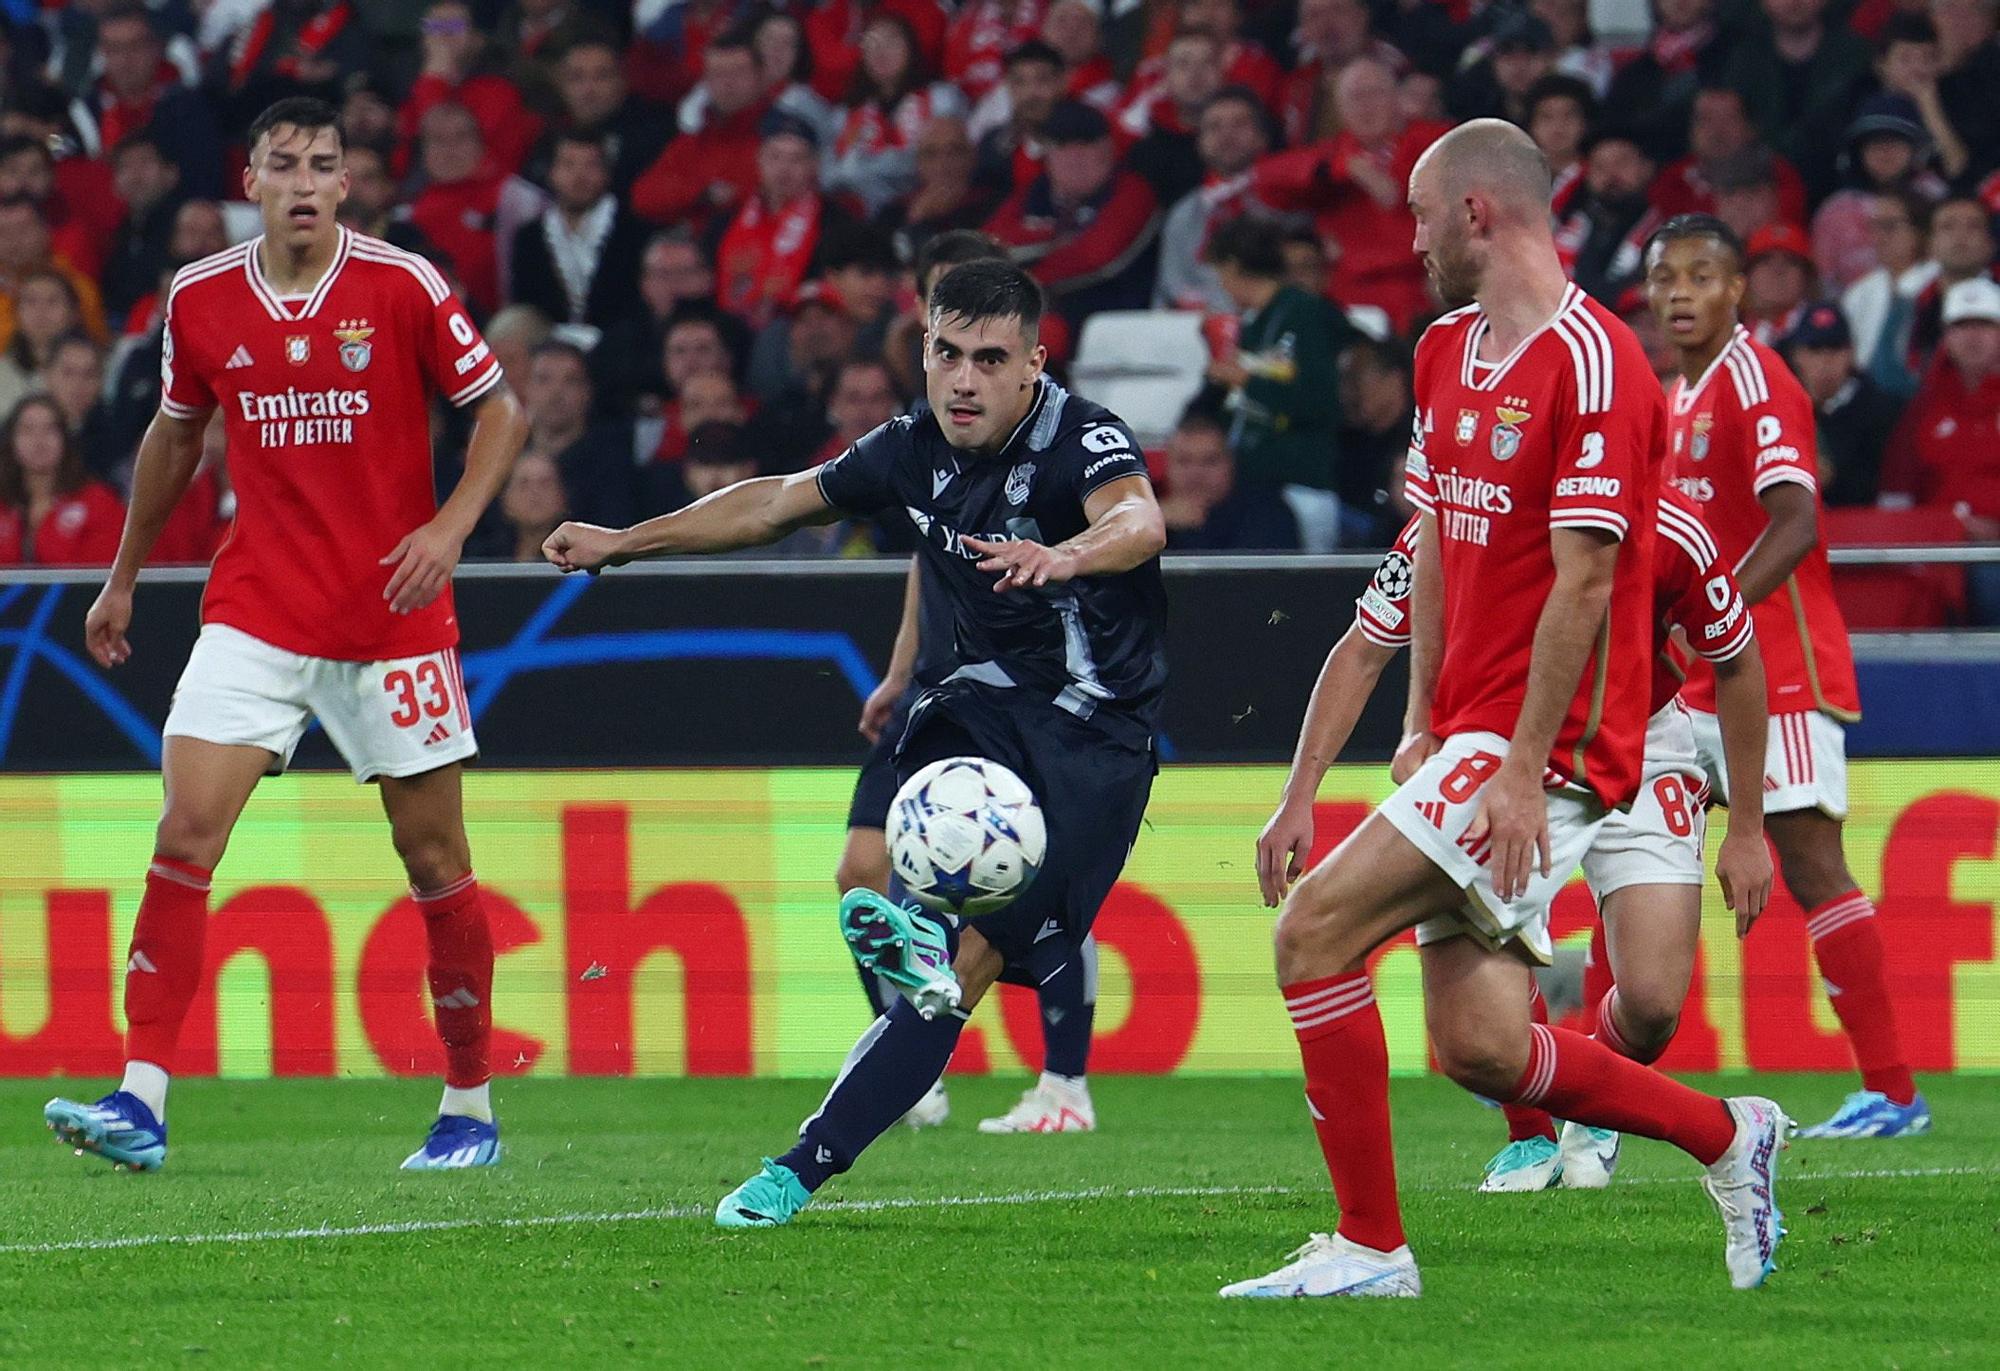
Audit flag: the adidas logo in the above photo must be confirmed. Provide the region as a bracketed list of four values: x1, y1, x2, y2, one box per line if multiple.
[127, 950, 158, 974]
[225, 345, 253, 369]
[1416, 800, 1446, 828]
[424, 722, 453, 745]
[435, 987, 481, 1010]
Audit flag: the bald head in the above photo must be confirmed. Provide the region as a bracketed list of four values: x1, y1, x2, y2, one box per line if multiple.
[1412, 118, 1553, 224]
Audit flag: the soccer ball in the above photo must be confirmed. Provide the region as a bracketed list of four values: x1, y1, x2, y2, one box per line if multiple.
[888, 757, 1046, 917]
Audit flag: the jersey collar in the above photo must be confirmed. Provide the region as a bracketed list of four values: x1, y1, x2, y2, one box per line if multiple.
[243, 224, 353, 323]
[1458, 283, 1585, 392]
[1672, 324, 1750, 415]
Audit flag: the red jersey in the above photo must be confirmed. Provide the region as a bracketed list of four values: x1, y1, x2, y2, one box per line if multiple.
[1404, 286, 1665, 808]
[1667, 325, 1859, 720]
[1360, 494, 1753, 718]
[0, 481, 124, 565]
[161, 227, 506, 661]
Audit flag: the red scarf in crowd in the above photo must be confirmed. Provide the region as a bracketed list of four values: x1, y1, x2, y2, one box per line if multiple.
[230, 2, 355, 89]
[717, 193, 823, 323]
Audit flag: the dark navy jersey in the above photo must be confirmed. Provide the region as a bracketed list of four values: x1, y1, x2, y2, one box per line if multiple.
[819, 376, 1167, 742]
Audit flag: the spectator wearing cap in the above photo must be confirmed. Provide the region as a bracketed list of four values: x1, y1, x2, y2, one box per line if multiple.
[1811, 91, 1949, 295]
[1843, 189, 1939, 396]
[1253, 57, 1447, 333]
[0, 198, 107, 353]
[986, 99, 1162, 329]
[542, 32, 676, 197]
[1906, 195, 1998, 374]
[403, 101, 548, 315]
[1935, 0, 2000, 184]
[825, 14, 969, 218]
[1743, 223, 1817, 344]
[510, 131, 648, 335]
[1722, 0, 1873, 201]
[1651, 86, 1810, 229]
[1280, 0, 1409, 149]
[77, 6, 224, 201]
[1447, 11, 1556, 126]
[631, 28, 773, 229]
[101, 133, 184, 323]
[1783, 303, 1906, 507]
[1202, 214, 1356, 493]
[0, 393, 123, 566]
[1119, 30, 1226, 209]
[975, 41, 1066, 196]
[879, 115, 1001, 259]
[394, 1, 545, 182]
[0, 134, 118, 284]
[1525, 75, 1596, 221]
[714, 111, 857, 327]
[1154, 88, 1273, 313]
[1556, 126, 1660, 305]
[1602, 0, 1727, 164]
[1883, 277, 2000, 617]
[1160, 408, 1302, 552]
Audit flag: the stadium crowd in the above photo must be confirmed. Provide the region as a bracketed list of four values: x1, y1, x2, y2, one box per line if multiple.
[0, 0, 1995, 601]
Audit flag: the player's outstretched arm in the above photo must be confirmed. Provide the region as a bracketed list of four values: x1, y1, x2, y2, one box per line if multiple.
[1710, 636, 1774, 936]
[543, 467, 840, 573]
[1470, 526, 1620, 900]
[1734, 482, 1818, 606]
[962, 474, 1166, 591]
[85, 409, 207, 668]
[860, 558, 922, 743]
[1396, 511, 1443, 782]
[1258, 624, 1399, 906]
[382, 384, 529, 615]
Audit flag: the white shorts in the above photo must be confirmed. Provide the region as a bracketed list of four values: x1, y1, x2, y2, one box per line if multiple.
[1580, 702, 1708, 899]
[1380, 731, 1609, 965]
[1688, 705, 1848, 820]
[163, 623, 478, 783]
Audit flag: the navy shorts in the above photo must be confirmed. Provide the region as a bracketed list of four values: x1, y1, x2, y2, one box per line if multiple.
[845, 688, 915, 831]
[894, 681, 1155, 964]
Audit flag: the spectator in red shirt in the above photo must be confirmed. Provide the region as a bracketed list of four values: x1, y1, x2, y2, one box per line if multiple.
[1883, 276, 2000, 618]
[0, 393, 123, 566]
[804, 0, 952, 106]
[405, 101, 548, 314]
[0, 134, 118, 282]
[632, 28, 773, 229]
[1119, 29, 1225, 209]
[1252, 57, 1447, 333]
[151, 412, 232, 566]
[1652, 85, 1810, 228]
[395, 1, 546, 180]
[78, 5, 224, 200]
[1280, 0, 1408, 148]
[946, 0, 1050, 104]
[826, 15, 969, 217]
[714, 112, 857, 327]
[986, 100, 1162, 330]
[1743, 222, 1818, 343]
[1130, 0, 1282, 111]
[974, 40, 1065, 195]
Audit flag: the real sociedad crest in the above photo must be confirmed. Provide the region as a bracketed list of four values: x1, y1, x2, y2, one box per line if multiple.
[334, 318, 374, 372]
[1005, 462, 1035, 507]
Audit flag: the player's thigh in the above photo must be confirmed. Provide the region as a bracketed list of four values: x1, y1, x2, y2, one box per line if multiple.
[1419, 934, 1537, 1093]
[954, 925, 1007, 1010]
[156, 735, 277, 865]
[836, 826, 891, 894]
[163, 623, 314, 777]
[1599, 882, 1701, 1025]
[377, 761, 473, 886]
[311, 645, 478, 785]
[1766, 807, 1858, 909]
[1275, 808, 1464, 979]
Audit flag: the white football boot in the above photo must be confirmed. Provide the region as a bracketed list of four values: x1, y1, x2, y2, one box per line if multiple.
[1557, 1121, 1621, 1189]
[976, 1073, 1095, 1133]
[1701, 1096, 1793, 1289]
[901, 1081, 950, 1129]
[1219, 1233, 1422, 1299]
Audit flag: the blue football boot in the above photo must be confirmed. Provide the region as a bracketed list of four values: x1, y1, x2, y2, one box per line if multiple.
[401, 1113, 501, 1169]
[1798, 1090, 1931, 1139]
[44, 1091, 167, 1172]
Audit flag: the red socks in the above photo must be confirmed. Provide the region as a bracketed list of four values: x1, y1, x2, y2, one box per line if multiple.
[124, 856, 212, 1070]
[1511, 1024, 1737, 1166]
[1501, 981, 1558, 1143]
[1285, 972, 1406, 1253]
[416, 873, 494, 1088]
[1807, 892, 1915, 1105]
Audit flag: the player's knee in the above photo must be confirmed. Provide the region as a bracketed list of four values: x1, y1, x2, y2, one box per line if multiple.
[392, 826, 469, 892]
[1618, 997, 1679, 1061]
[1433, 1032, 1526, 1100]
[1272, 897, 1361, 984]
[1776, 848, 1854, 911]
[153, 806, 232, 869]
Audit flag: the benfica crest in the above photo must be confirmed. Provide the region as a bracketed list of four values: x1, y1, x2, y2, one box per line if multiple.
[285, 335, 310, 365]
[1491, 404, 1531, 462]
[1004, 462, 1035, 507]
[334, 318, 374, 372]
[1691, 413, 1713, 461]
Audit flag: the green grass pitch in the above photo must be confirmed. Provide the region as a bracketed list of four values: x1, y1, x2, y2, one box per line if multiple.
[0, 1074, 1993, 1368]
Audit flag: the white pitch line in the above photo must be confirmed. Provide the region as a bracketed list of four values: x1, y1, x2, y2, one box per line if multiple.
[0, 1166, 1986, 1259]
